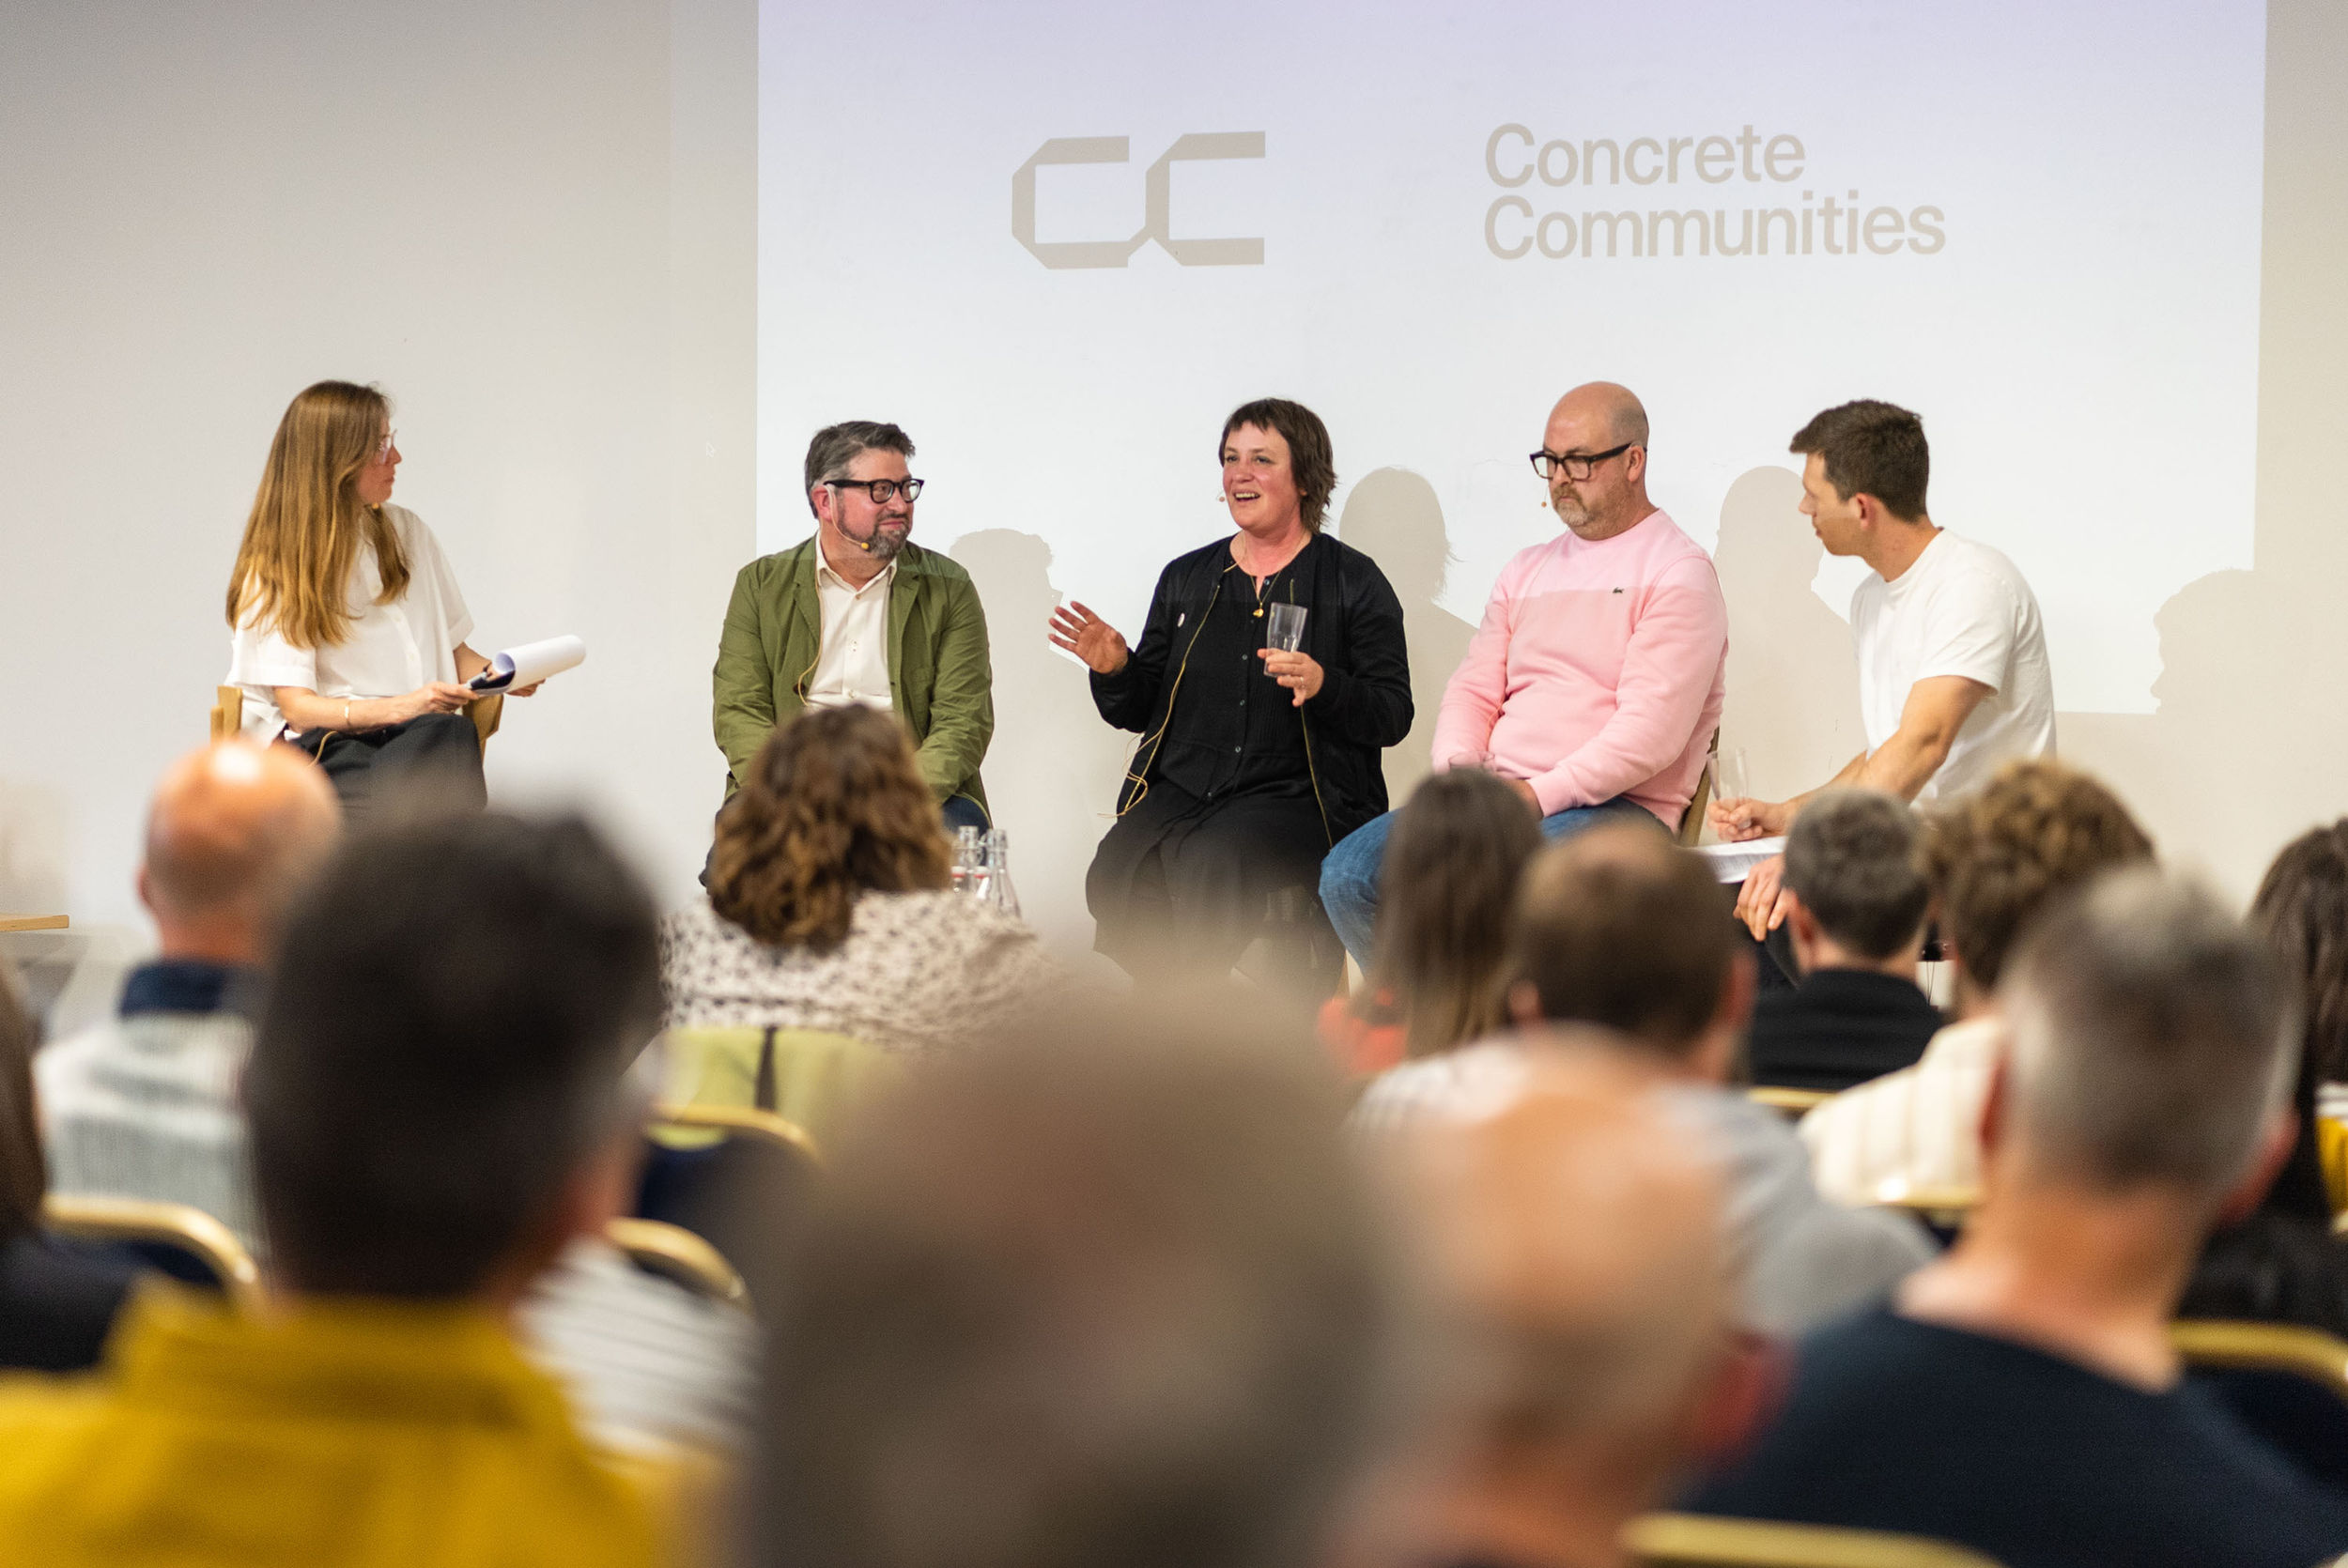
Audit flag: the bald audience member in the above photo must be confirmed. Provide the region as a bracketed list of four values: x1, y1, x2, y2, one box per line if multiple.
[753, 1008, 1398, 1568]
[1320, 383, 1727, 967]
[1359, 825, 1931, 1337]
[1691, 869, 2348, 1567]
[38, 742, 337, 1244]
[1387, 1046, 1759, 1568]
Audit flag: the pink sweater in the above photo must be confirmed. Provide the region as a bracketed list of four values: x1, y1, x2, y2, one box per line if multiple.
[1431, 510, 1727, 822]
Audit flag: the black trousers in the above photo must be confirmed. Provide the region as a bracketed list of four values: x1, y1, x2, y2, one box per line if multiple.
[288, 712, 486, 816]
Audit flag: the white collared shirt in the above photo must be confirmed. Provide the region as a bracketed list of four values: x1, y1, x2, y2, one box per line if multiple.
[224, 504, 473, 738]
[809, 555, 895, 711]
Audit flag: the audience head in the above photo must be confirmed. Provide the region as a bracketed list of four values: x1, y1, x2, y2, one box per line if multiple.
[708, 706, 950, 951]
[804, 420, 918, 562]
[1221, 397, 1336, 534]
[760, 1006, 1396, 1568]
[226, 379, 406, 649]
[244, 810, 661, 1301]
[1996, 868, 2295, 1222]
[0, 964, 42, 1248]
[138, 741, 340, 966]
[1504, 825, 1749, 1081]
[1921, 759, 2155, 1013]
[1788, 399, 1930, 550]
[1782, 788, 1928, 976]
[1540, 382, 1652, 542]
[1371, 769, 1544, 1058]
[2239, 821, 2348, 1221]
[1402, 1045, 1746, 1551]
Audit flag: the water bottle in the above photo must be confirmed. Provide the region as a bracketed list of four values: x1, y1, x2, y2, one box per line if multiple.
[951, 824, 983, 898]
[982, 827, 1021, 919]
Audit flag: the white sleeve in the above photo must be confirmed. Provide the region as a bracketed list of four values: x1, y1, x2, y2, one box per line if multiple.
[409, 513, 474, 648]
[1913, 570, 2014, 695]
[225, 601, 317, 691]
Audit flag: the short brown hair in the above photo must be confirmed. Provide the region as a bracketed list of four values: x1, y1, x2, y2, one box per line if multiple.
[1369, 770, 1545, 1058]
[1505, 825, 1735, 1057]
[804, 421, 915, 516]
[1221, 399, 1336, 532]
[708, 706, 951, 951]
[1920, 760, 2154, 993]
[1789, 399, 1929, 522]
[2251, 821, 2348, 1084]
[0, 964, 43, 1245]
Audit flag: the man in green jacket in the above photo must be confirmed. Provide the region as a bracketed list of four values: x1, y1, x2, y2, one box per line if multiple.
[712, 421, 994, 826]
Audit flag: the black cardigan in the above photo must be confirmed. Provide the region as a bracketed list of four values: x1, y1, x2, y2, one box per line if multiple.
[1090, 533, 1413, 843]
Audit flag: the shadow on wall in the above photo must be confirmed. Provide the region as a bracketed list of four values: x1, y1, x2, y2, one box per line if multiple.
[1333, 469, 1475, 804]
[950, 530, 1133, 958]
[1712, 465, 1868, 806]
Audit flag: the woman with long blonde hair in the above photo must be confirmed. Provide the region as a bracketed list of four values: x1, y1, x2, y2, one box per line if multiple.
[224, 380, 532, 806]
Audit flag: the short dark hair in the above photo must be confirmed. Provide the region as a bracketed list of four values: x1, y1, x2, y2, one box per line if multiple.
[2005, 869, 2294, 1196]
[805, 421, 916, 515]
[1788, 399, 1929, 522]
[245, 812, 661, 1298]
[1783, 789, 1929, 961]
[0, 964, 43, 1245]
[1921, 760, 2154, 993]
[1221, 399, 1336, 532]
[1506, 825, 1736, 1055]
[1369, 769, 1545, 1058]
[761, 1005, 1395, 1568]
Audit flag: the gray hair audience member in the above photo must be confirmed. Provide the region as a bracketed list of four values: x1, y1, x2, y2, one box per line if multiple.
[38, 740, 339, 1245]
[1745, 788, 1941, 1093]
[1356, 824, 1933, 1338]
[755, 1008, 1399, 1568]
[1385, 1045, 1763, 1568]
[0, 811, 690, 1565]
[1691, 869, 2348, 1567]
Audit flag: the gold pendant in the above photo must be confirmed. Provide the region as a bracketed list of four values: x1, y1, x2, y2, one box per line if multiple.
[1253, 607, 1264, 618]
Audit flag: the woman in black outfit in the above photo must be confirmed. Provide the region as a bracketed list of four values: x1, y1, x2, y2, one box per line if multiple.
[1050, 398, 1411, 991]
[0, 966, 136, 1372]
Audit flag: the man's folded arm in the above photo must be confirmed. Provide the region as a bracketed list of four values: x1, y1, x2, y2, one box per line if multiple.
[1428, 582, 1514, 771]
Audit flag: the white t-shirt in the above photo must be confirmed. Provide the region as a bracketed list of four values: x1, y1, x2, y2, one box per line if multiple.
[225, 504, 474, 739]
[1849, 530, 2055, 802]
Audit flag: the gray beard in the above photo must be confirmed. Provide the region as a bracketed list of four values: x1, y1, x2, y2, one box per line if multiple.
[861, 525, 909, 561]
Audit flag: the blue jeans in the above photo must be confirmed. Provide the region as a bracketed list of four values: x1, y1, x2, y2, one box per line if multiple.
[1318, 794, 1656, 969]
[941, 792, 989, 834]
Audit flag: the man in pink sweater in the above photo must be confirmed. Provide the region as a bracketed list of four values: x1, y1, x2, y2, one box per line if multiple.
[1319, 383, 1728, 966]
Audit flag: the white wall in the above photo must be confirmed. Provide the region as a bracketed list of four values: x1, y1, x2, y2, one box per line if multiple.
[0, 0, 755, 1027]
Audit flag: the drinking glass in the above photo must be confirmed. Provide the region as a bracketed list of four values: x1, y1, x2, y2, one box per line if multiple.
[1265, 602, 1308, 653]
[1712, 746, 1751, 803]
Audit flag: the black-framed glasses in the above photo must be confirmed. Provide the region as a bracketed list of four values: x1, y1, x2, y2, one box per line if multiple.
[828, 477, 924, 504]
[1529, 443, 1633, 483]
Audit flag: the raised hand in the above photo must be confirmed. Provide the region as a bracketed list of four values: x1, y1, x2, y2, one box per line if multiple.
[1046, 601, 1131, 675]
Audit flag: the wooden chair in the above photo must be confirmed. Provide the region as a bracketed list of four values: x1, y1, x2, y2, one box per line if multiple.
[651, 1100, 823, 1165]
[1627, 1513, 2005, 1567]
[209, 685, 503, 748]
[2172, 1319, 2348, 1398]
[1747, 1085, 1832, 1118]
[605, 1217, 749, 1309]
[42, 1193, 263, 1313]
[658, 1024, 894, 1148]
[1678, 730, 1721, 848]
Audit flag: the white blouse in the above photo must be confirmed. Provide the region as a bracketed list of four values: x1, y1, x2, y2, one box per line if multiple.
[659, 889, 1060, 1054]
[225, 504, 473, 739]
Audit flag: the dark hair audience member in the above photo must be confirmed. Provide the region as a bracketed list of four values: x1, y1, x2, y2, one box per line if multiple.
[1321, 768, 1542, 1074]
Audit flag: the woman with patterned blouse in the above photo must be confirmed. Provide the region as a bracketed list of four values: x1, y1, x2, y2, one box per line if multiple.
[660, 706, 1057, 1053]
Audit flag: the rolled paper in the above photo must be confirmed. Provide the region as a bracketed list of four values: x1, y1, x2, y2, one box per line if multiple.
[469, 634, 586, 693]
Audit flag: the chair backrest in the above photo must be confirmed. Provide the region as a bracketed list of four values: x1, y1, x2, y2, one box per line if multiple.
[1748, 1085, 1833, 1118]
[660, 1024, 896, 1146]
[207, 686, 502, 750]
[652, 1100, 823, 1164]
[1627, 1513, 2006, 1568]
[1677, 730, 1721, 848]
[2172, 1318, 2348, 1494]
[2317, 1115, 2348, 1217]
[605, 1217, 749, 1309]
[42, 1192, 263, 1313]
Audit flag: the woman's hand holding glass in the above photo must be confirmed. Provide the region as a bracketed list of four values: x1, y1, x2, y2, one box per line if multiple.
[1256, 648, 1322, 706]
[1046, 602, 1130, 675]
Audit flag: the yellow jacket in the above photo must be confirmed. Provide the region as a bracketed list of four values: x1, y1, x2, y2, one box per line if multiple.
[0, 1284, 681, 1566]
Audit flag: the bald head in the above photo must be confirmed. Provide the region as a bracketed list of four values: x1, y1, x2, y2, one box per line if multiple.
[1413, 1038, 1728, 1450]
[142, 743, 340, 963]
[1549, 382, 1649, 450]
[1541, 384, 1653, 542]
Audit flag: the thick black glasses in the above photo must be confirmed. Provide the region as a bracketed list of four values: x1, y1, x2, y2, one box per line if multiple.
[1529, 443, 1633, 483]
[829, 477, 924, 504]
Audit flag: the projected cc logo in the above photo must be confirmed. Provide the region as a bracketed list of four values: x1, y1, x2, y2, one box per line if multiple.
[1012, 133, 1265, 269]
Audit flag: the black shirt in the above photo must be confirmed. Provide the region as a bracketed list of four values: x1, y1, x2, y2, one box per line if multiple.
[1686, 1307, 2348, 1568]
[0, 1233, 137, 1374]
[1143, 551, 1314, 805]
[1745, 968, 1941, 1093]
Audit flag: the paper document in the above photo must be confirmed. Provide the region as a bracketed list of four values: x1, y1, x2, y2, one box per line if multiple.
[1692, 836, 1786, 885]
[468, 635, 585, 693]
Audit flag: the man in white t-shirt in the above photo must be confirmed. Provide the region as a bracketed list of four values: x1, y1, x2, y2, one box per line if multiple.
[1711, 400, 2054, 941]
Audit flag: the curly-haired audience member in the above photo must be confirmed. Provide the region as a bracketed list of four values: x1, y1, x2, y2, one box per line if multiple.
[1800, 759, 2155, 1206]
[661, 705, 1057, 1054]
[1319, 768, 1543, 1074]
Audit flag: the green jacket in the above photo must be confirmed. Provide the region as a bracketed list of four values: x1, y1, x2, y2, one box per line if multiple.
[713, 537, 993, 807]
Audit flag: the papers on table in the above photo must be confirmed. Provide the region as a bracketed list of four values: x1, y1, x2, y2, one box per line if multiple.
[1692, 836, 1785, 884]
[468, 635, 585, 694]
